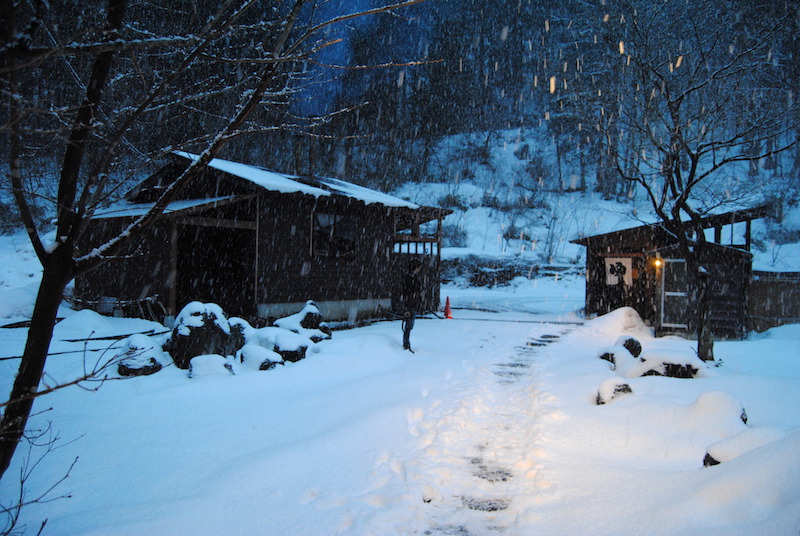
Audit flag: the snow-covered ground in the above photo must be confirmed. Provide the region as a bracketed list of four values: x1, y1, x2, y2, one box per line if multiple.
[1, 230, 799, 535]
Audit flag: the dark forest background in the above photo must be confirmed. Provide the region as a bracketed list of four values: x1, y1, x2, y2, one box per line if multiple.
[2, 0, 798, 228]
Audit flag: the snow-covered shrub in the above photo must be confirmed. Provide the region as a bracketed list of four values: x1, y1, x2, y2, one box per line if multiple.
[703, 426, 786, 466]
[164, 302, 244, 369]
[236, 343, 283, 371]
[188, 354, 234, 379]
[596, 378, 633, 405]
[274, 300, 331, 343]
[117, 334, 168, 377]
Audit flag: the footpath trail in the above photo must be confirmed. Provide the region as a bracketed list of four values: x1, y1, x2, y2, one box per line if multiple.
[356, 320, 576, 535]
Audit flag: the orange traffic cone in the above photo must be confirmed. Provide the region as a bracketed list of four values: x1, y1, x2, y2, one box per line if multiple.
[444, 296, 453, 319]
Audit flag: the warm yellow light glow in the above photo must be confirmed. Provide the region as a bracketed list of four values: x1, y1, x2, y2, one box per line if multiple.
[654, 259, 662, 267]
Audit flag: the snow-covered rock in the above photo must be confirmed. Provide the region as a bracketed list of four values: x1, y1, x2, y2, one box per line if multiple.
[596, 345, 635, 369]
[616, 348, 708, 378]
[174, 301, 230, 336]
[117, 334, 168, 377]
[596, 378, 633, 405]
[274, 300, 332, 342]
[236, 343, 283, 371]
[165, 302, 243, 369]
[615, 335, 642, 357]
[232, 317, 316, 363]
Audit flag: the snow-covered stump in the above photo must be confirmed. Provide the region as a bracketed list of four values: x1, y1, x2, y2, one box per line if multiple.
[163, 302, 244, 369]
[117, 334, 169, 377]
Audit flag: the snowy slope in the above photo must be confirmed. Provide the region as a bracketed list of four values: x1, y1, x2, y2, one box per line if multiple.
[392, 129, 800, 272]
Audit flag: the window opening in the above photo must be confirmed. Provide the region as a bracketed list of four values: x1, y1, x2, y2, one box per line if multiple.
[313, 212, 356, 257]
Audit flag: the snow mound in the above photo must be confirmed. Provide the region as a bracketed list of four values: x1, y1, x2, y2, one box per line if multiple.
[588, 307, 653, 338]
[704, 426, 787, 466]
[749, 323, 800, 341]
[686, 430, 800, 525]
[53, 309, 115, 339]
[188, 354, 234, 379]
[685, 391, 749, 437]
[0, 284, 38, 320]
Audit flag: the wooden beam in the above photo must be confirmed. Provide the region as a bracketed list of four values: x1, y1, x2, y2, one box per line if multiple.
[180, 217, 257, 230]
[393, 235, 439, 243]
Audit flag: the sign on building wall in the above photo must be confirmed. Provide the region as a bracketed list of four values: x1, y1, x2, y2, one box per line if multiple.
[605, 257, 632, 286]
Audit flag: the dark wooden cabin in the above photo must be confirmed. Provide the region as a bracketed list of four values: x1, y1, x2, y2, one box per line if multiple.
[571, 206, 770, 339]
[75, 152, 452, 325]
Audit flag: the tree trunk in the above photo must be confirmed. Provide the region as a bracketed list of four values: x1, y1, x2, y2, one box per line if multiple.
[0, 249, 73, 480]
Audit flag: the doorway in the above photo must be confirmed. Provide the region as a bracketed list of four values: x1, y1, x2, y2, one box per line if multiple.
[176, 224, 256, 319]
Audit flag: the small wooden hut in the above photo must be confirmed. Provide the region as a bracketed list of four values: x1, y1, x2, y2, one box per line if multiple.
[571, 206, 770, 339]
[75, 152, 452, 325]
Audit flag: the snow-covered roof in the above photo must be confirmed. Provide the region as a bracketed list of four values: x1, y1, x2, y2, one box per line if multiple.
[92, 196, 240, 219]
[174, 152, 418, 209]
[571, 205, 770, 245]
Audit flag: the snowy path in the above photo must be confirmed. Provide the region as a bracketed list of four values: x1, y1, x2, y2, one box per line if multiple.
[346, 322, 575, 535]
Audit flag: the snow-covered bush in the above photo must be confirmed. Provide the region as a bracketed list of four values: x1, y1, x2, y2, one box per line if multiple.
[274, 300, 331, 343]
[117, 333, 169, 377]
[703, 426, 786, 466]
[164, 302, 244, 369]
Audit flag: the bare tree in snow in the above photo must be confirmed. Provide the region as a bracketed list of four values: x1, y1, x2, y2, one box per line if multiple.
[0, 0, 426, 482]
[594, 0, 798, 358]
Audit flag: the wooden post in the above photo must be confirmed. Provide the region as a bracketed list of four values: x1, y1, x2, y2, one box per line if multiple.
[168, 222, 178, 322]
[745, 220, 752, 251]
[254, 197, 260, 311]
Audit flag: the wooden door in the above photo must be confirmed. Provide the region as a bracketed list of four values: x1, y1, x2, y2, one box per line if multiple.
[660, 259, 689, 329]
